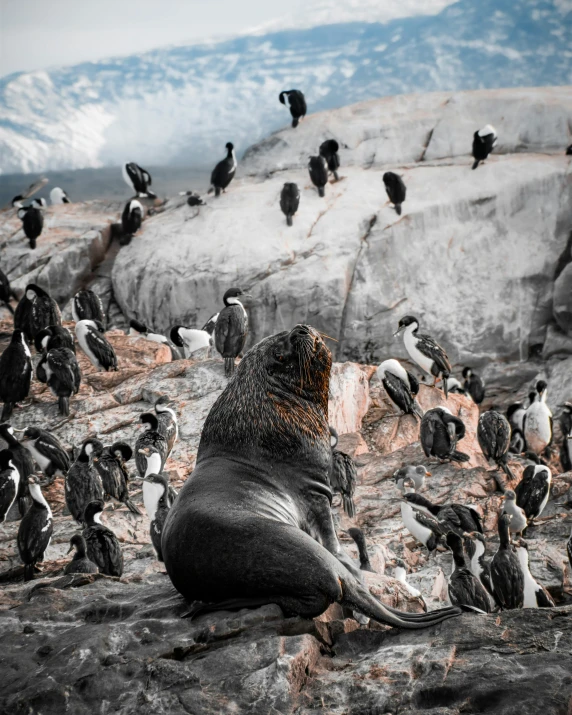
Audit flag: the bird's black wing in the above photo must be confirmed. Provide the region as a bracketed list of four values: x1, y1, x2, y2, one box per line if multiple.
[330, 450, 357, 517]
[87, 329, 117, 370]
[383, 371, 414, 414]
[36, 433, 70, 472]
[406, 371, 420, 396]
[416, 333, 451, 376]
[0, 342, 32, 401]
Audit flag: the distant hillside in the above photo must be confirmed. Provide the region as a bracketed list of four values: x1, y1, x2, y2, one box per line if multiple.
[0, 0, 570, 174]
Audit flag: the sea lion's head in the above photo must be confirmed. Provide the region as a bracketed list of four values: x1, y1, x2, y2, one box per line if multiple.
[199, 324, 332, 463]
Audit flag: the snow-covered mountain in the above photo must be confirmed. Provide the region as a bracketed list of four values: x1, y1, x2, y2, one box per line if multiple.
[0, 0, 570, 174]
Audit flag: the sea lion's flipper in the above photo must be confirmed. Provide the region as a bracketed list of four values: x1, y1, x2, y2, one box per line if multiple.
[182, 596, 274, 619]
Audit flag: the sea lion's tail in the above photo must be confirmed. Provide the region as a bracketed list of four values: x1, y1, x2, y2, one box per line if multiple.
[340, 574, 461, 629]
[224, 358, 235, 377]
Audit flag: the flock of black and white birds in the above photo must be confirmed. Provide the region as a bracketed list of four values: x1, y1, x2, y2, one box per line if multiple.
[1, 90, 571, 622]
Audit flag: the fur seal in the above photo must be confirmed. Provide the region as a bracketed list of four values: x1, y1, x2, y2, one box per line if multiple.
[162, 325, 460, 628]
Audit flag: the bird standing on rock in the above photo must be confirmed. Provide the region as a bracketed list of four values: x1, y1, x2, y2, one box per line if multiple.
[319, 140, 340, 181]
[21, 426, 70, 484]
[420, 407, 469, 463]
[0, 423, 33, 517]
[462, 367, 485, 404]
[401, 491, 483, 537]
[18, 205, 44, 249]
[523, 380, 552, 456]
[17, 475, 53, 581]
[489, 513, 524, 610]
[446, 532, 492, 613]
[122, 162, 156, 199]
[135, 413, 169, 479]
[279, 90, 306, 128]
[72, 289, 105, 326]
[394, 316, 451, 397]
[507, 391, 536, 454]
[398, 477, 446, 552]
[0, 267, 16, 315]
[209, 143, 237, 197]
[383, 172, 406, 215]
[329, 426, 357, 518]
[82, 500, 123, 577]
[214, 288, 250, 377]
[394, 465, 431, 491]
[142, 472, 171, 562]
[65, 439, 105, 524]
[501, 490, 527, 536]
[0, 330, 32, 422]
[64, 534, 98, 574]
[170, 324, 212, 358]
[472, 125, 497, 170]
[308, 156, 328, 197]
[155, 397, 178, 458]
[377, 358, 423, 419]
[280, 183, 300, 226]
[75, 319, 118, 372]
[14, 284, 61, 342]
[514, 540, 554, 608]
[36, 347, 81, 416]
[477, 409, 515, 488]
[121, 199, 144, 244]
[91, 441, 141, 515]
[515, 464, 551, 523]
[50, 187, 71, 205]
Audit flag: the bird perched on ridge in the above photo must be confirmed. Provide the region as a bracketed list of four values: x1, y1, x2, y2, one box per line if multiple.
[401, 490, 483, 538]
[394, 316, 451, 398]
[11, 178, 48, 209]
[420, 407, 469, 463]
[308, 155, 328, 197]
[155, 397, 178, 458]
[36, 346, 81, 416]
[377, 358, 423, 419]
[17, 475, 53, 581]
[50, 187, 70, 204]
[507, 391, 537, 454]
[121, 199, 144, 245]
[329, 426, 357, 518]
[129, 320, 183, 361]
[64, 534, 98, 574]
[523, 380, 552, 456]
[170, 324, 212, 358]
[391, 557, 425, 604]
[0, 423, 33, 517]
[135, 413, 169, 479]
[214, 287, 250, 377]
[35, 325, 75, 354]
[472, 125, 497, 170]
[75, 319, 118, 372]
[397, 477, 447, 552]
[0, 267, 16, 315]
[394, 465, 431, 492]
[91, 441, 141, 515]
[65, 439, 105, 524]
[515, 464, 551, 523]
[477, 409, 515, 487]
[383, 172, 406, 215]
[514, 540, 554, 608]
[501, 490, 527, 536]
[279, 89, 306, 128]
[142, 472, 171, 562]
[0, 450, 20, 524]
[18, 205, 44, 249]
[280, 183, 300, 226]
[319, 140, 340, 181]
[72, 289, 105, 326]
[209, 142, 237, 197]
[0, 330, 32, 422]
[14, 284, 61, 342]
[446, 532, 492, 614]
[559, 403, 572, 471]
[462, 367, 485, 404]
[122, 162, 156, 199]
[21, 426, 70, 483]
[82, 500, 123, 577]
[489, 513, 524, 610]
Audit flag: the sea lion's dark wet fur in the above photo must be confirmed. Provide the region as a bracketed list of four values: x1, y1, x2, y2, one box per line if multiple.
[162, 325, 460, 628]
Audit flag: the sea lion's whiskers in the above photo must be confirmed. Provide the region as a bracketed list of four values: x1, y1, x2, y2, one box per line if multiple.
[318, 332, 338, 343]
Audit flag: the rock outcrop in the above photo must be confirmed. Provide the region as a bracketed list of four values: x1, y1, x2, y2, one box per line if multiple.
[112, 86, 572, 366]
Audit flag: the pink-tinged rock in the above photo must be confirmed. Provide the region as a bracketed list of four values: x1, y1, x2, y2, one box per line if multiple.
[329, 362, 371, 434]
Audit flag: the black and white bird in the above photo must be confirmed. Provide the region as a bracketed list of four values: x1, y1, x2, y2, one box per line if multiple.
[0, 330, 32, 421]
[201, 313, 219, 336]
[72, 289, 105, 326]
[489, 513, 524, 610]
[391, 557, 424, 603]
[0, 423, 34, 517]
[30, 198, 47, 209]
[477, 409, 515, 485]
[11, 178, 48, 209]
[214, 288, 249, 377]
[82, 500, 123, 577]
[21, 426, 70, 483]
[0, 267, 16, 315]
[462, 367, 485, 404]
[65, 439, 105, 524]
[394, 465, 431, 492]
[121, 199, 144, 244]
[35, 325, 75, 354]
[179, 191, 205, 207]
[122, 162, 156, 199]
[515, 464, 551, 523]
[209, 143, 237, 197]
[567, 525, 572, 572]
[308, 155, 328, 197]
[559, 403, 572, 471]
[401, 491, 483, 538]
[280, 183, 300, 226]
[523, 381, 552, 455]
[383, 172, 407, 215]
[75, 319, 118, 372]
[466, 532, 493, 596]
[514, 540, 555, 608]
[347, 527, 374, 572]
[319, 139, 340, 181]
[279, 89, 307, 128]
[329, 426, 357, 518]
[377, 358, 423, 419]
[36, 347, 81, 416]
[91, 440, 141, 515]
[50, 187, 70, 205]
[472, 125, 498, 170]
[501, 489, 527, 536]
[14, 284, 61, 342]
[394, 316, 451, 397]
[155, 397, 178, 458]
[17, 205, 44, 249]
[64, 534, 98, 575]
[17, 475, 53, 581]
[142, 472, 171, 562]
[567, 145, 572, 156]
[446, 377, 466, 395]
[420, 407, 469, 463]
[446, 532, 492, 614]
[170, 324, 212, 358]
[398, 478, 446, 552]
[129, 320, 183, 361]
[135, 413, 169, 479]
[0, 450, 19, 523]
[507, 391, 537, 454]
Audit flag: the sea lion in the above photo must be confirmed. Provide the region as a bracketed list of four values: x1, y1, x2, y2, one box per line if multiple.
[162, 325, 460, 628]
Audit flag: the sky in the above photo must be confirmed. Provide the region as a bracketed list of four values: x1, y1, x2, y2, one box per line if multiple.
[0, 0, 456, 77]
